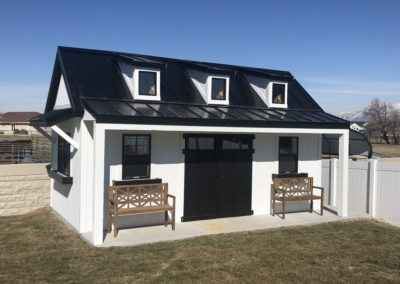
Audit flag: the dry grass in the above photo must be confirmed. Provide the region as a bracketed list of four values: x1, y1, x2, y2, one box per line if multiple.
[1, 209, 400, 283]
[373, 143, 400, 158]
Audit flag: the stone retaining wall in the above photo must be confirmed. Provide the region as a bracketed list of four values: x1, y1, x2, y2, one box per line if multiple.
[0, 163, 50, 216]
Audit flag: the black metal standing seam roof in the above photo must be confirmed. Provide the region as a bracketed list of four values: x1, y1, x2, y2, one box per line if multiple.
[82, 98, 349, 129]
[32, 46, 349, 129]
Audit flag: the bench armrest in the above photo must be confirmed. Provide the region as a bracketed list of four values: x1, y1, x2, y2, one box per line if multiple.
[313, 186, 324, 192]
[167, 194, 176, 209]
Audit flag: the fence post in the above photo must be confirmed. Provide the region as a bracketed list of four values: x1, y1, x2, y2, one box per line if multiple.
[369, 159, 378, 218]
[331, 158, 338, 207]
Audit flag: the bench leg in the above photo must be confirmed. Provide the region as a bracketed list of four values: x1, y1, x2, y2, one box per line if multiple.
[320, 192, 324, 216]
[171, 209, 175, 231]
[310, 198, 314, 213]
[107, 212, 112, 233]
[272, 197, 275, 216]
[113, 223, 118, 238]
[164, 211, 168, 227]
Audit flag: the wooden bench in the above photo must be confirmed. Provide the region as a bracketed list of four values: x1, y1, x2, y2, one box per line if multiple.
[271, 176, 324, 219]
[107, 182, 176, 237]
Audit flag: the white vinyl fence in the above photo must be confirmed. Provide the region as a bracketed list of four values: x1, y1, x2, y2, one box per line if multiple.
[322, 158, 400, 225]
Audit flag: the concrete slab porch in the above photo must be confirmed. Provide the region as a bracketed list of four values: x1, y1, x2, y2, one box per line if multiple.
[101, 211, 344, 247]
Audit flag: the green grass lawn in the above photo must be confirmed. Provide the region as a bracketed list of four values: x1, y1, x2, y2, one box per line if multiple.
[1, 209, 400, 283]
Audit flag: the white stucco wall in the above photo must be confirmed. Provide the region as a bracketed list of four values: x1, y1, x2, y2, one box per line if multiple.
[103, 131, 322, 225]
[50, 118, 82, 231]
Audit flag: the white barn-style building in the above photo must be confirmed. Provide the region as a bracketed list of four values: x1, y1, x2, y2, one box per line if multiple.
[31, 47, 350, 246]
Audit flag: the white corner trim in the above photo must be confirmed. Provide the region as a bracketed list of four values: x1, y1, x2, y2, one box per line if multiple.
[268, 81, 288, 108]
[133, 68, 161, 101]
[207, 75, 230, 105]
[51, 125, 79, 150]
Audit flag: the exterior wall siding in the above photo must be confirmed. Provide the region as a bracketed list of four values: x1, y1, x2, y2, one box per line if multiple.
[50, 118, 82, 231]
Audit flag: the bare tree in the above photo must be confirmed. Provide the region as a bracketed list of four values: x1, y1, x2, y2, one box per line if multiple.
[364, 99, 392, 144]
[389, 108, 400, 144]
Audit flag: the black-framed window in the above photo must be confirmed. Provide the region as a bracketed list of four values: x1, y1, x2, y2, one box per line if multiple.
[211, 78, 227, 100]
[122, 135, 151, 179]
[272, 83, 286, 104]
[279, 137, 298, 174]
[138, 71, 157, 96]
[57, 135, 70, 176]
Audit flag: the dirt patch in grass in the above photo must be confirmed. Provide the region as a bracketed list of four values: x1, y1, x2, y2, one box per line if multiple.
[1, 209, 400, 283]
[373, 143, 400, 158]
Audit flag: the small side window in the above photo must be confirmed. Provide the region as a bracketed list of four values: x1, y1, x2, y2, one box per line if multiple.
[272, 83, 286, 104]
[57, 135, 70, 176]
[138, 71, 157, 96]
[279, 137, 298, 174]
[207, 76, 230, 105]
[133, 68, 161, 101]
[122, 135, 151, 179]
[270, 82, 288, 108]
[211, 78, 227, 101]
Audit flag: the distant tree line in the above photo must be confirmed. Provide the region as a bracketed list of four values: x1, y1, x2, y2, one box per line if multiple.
[364, 99, 400, 144]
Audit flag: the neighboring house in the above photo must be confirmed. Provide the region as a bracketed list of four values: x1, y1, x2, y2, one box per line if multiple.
[31, 47, 351, 246]
[350, 122, 367, 133]
[0, 112, 41, 134]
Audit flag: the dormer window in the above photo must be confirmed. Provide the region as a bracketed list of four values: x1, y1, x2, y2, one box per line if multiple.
[207, 76, 229, 105]
[133, 68, 161, 101]
[139, 71, 157, 96]
[269, 82, 288, 108]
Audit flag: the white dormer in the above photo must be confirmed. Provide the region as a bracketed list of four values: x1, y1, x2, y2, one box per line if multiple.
[246, 75, 288, 108]
[119, 62, 161, 101]
[187, 69, 230, 105]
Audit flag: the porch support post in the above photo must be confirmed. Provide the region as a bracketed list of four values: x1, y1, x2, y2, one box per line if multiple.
[92, 123, 105, 246]
[338, 130, 349, 217]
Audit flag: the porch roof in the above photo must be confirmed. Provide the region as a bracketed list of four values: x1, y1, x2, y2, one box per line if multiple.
[82, 97, 349, 129]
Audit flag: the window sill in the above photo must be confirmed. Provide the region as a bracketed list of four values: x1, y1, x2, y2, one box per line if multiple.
[46, 166, 73, 184]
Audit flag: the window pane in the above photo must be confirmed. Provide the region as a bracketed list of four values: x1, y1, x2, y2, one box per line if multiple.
[197, 137, 214, 150]
[211, 78, 226, 100]
[279, 137, 298, 174]
[57, 135, 70, 176]
[279, 137, 298, 155]
[186, 137, 214, 150]
[222, 138, 241, 149]
[279, 155, 298, 174]
[139, 71, 157, 96]
[124, 135, 149, 155]
[123, 164, 149, 179]
[272, 83, 286, 104]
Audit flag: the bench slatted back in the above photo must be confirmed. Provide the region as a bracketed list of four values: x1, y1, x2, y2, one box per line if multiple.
[109, 183, 169, 211]
[272, 177, 313, 198]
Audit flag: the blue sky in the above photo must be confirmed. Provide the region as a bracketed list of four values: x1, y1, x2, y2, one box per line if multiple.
[0, 0, 399, 114]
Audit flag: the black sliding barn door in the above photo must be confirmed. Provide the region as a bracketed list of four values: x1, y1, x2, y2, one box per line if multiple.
[183, 135, 254, 221]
